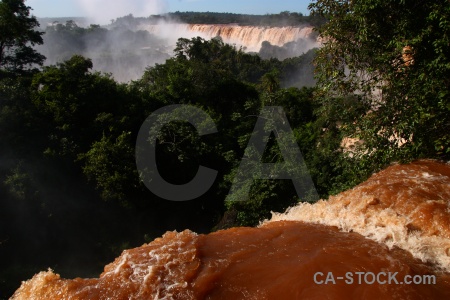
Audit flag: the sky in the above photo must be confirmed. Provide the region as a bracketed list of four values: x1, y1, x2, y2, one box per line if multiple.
[27, 0, 312, 24]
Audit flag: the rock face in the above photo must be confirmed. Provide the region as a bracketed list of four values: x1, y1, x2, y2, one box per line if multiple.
[11, 160, 450, 299]
[402, 45, 415, 67]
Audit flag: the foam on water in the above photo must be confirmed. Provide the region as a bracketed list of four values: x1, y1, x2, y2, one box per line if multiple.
[12, 222, 450, 299]
[10, 160, 450, 299]
[267, 159, 450, 272]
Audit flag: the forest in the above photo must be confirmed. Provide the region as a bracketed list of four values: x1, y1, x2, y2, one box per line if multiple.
[35, 15, 318, 82]
[111, 11, 326, 27]
[1, 0, 449, 298]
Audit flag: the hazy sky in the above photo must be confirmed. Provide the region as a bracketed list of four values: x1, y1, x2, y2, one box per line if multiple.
[27, 0, 312, 23]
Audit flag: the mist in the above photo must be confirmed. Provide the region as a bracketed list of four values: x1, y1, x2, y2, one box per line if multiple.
[36, 13, 320, 83]
[77, 0, 168, 25]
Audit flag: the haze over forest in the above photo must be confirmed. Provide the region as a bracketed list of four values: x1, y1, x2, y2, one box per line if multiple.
[1, 0, 450, 298]
[1, 7, 327, 297]
[34, 12, 322, 82]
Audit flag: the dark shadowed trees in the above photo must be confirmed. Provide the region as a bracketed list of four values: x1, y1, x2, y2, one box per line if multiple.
[0, 0, 45, 76]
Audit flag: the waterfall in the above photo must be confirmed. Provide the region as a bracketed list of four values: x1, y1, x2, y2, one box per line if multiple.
[138, 23, 318, 52]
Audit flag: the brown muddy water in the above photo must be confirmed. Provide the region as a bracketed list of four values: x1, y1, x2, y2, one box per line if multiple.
[11, 160, 450, 299]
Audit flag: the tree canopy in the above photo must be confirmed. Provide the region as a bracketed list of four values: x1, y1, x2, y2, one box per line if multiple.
[111, 11, 326, 28]
[6, 0, 450, 295]
[309, 0, 450, 167]
[0, 0, 45, 76]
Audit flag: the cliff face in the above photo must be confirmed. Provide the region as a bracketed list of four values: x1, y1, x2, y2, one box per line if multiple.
[138, 23, 318, 52]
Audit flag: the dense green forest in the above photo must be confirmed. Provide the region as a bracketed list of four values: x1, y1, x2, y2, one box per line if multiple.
[1, 0, 449, 298]
[36, 16, 318, 82]
[37, 12, 325, 30]
[111, 11, 326, 27]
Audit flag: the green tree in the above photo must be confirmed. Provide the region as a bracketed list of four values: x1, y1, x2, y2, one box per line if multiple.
[224, 87, 321, 227]
[0, 0, 45, 76]
[31, 54, 151, 206]
[309, 0, 450, 168]
[260, 69, 280, 95]
[31, 55, 126, 159]
[80, 131, 138, 202]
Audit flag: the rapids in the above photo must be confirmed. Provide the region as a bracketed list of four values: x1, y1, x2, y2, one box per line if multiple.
[269, 159, 450, 271]
[10, 160, 450, 299]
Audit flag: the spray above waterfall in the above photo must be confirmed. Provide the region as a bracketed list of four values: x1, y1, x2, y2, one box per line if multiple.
[37, 14, 319, 83]
[139, 23, 318, 52]
[76, 0, 168, 24]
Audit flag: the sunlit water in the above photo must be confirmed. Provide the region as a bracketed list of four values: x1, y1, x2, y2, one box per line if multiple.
[11, 160, 450, 299]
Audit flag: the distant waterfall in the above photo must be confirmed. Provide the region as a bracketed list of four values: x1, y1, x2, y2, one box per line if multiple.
[138, 23, 318, 52]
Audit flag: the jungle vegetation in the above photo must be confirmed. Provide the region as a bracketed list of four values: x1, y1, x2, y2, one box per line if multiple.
[1, 0, 449, 298]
